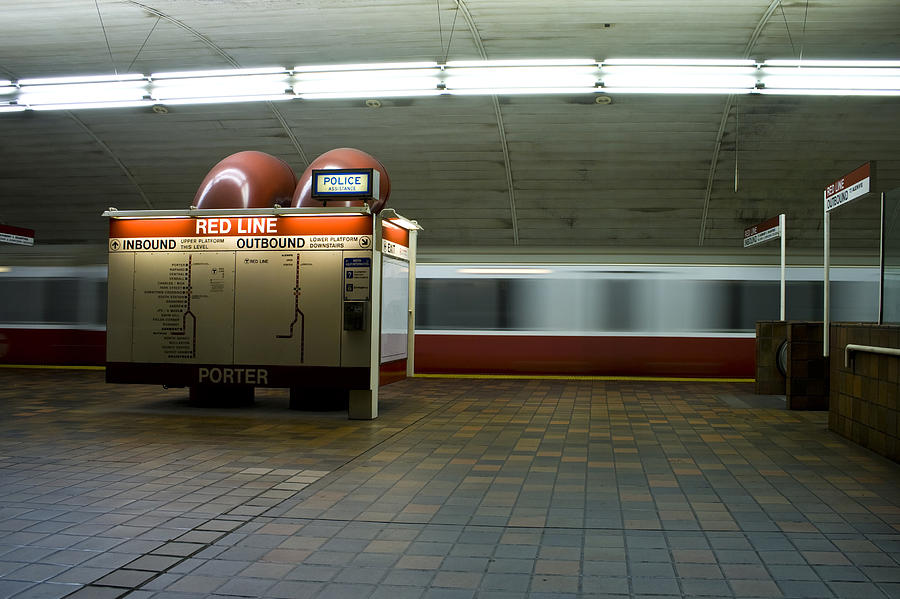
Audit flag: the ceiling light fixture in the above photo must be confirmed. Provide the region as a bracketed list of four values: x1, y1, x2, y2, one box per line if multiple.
[294, 61, 439, 73]
[764, 59, 900, 68]
[447, 87, 597, 96]
[3, 58, 899, 112]
[443, 65, 599, 90]
[29, 100, 155, 111]
[445, 59, 597, 67]
[150, 67, 287, 79]
[158, 93, 295, 106]
[293, 68, 440, 96]
[603, 58, 757, 67]
[600, 66, 757, 91]
[17, 73, 145, 85]
[152, 74, 290, 100]
[759, 66, 900, 92]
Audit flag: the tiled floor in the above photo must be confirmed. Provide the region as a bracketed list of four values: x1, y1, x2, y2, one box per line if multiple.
[0, 369, 899, 598]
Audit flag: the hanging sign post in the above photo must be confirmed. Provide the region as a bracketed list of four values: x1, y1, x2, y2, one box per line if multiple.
[743, 214, 786, 320]
[823, 162, 876, 356]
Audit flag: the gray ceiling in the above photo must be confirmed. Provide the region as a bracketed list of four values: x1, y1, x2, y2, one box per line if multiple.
[0, 0, 898, 258]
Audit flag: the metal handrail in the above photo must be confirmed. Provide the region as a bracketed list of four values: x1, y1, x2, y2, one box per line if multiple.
[844, 344, 900, 369]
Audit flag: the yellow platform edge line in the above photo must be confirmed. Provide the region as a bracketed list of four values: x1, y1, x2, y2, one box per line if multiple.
[413, 373, 754, 383]
[0, 364, 106, 371]
[0, 364, 754, 383]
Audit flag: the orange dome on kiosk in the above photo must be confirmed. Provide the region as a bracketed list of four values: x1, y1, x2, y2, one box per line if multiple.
[193, 151, 297, 209]
[292, 147, 390, 213]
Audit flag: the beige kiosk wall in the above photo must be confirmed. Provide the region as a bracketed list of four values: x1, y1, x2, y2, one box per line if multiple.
[131, 251, 235, 364]
[233, 250, 343, 367]
[106, 252, 134, 361]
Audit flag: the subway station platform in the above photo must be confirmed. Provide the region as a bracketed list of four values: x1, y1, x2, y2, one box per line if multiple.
[1, 369, 899, 599]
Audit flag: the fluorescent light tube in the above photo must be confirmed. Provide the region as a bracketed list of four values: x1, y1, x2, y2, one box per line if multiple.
[444, 66, 598, 89]
[19, 81, 149, 105]
[760, 67, 900, 91]
[159, 94, 295, 106]
[18, 73, 145, 85]
[603, 87, 754, 94]
[764, 60, 900, 68]
[30, 100, 155, 110]
[446, 59, 596, 67]
[604, 58, 756, 67]
[762, 76, 900, 90]
[152, 74, 290, 99]
[758, 88, 900, 96]
[294, 62, 438, 73]
[601, 66, 757, 89]
[299, 89, 444, 100]
[0, 105, 26, 113]
[293, 69, 440, 94]
[151, 67, 287, 79]
[447, 87, 597, 95]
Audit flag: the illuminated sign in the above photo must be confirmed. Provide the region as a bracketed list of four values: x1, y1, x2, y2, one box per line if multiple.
[312, 169, 380, 200]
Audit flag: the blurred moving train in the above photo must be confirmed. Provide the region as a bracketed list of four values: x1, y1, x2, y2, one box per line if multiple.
[0, 259, 880, 377]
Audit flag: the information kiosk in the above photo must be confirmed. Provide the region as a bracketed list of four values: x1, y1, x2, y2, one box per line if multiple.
[103, 204, 418, 419]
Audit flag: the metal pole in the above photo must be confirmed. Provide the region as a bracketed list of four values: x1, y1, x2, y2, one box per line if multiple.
[879, 192, 885, 325]
[779, 213, 786, 321]
[406, 228, 417, 377]
[824, 210, 830, 357]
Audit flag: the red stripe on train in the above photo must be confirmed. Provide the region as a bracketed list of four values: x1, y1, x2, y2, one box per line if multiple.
[414, 334, 755, 378]
[0, 328, 106, 365]
[0, 328, 755, 378]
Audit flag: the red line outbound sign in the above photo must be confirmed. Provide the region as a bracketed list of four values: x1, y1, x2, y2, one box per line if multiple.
[0, 224, 35, 246]
[743, 216, 781, 248]
[824, 162, 873, 212]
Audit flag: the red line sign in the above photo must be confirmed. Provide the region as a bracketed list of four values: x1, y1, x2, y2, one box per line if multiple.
[0, 223, 35, 246]
[743, 216, 781, 248]
[824, 162, 873, 212]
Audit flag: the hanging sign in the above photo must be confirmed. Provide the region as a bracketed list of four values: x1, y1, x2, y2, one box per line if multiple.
[743, 216, 781, 247]
[824, 162, 874, 212]
[0, 224, 35, 246]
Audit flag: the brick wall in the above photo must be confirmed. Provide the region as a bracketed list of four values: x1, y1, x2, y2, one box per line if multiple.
[786, 322, 829, 410]
[755, 321, 829, 409]
[756, 321, 787, 395]
[829, 323, 900, 462]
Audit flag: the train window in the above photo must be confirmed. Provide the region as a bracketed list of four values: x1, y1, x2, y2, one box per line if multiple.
[416, 278, 506, 330]
[786, 281, 822, 320]
[42, 279, 81, 324]
[0, 278, 44, 323]
[507, 278, 607, 332]
[92, 280, 108, 327]
[732, 280, 779, 330]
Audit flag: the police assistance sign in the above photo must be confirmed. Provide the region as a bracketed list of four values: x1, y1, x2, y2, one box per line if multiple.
[312, 168, 380, 199]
